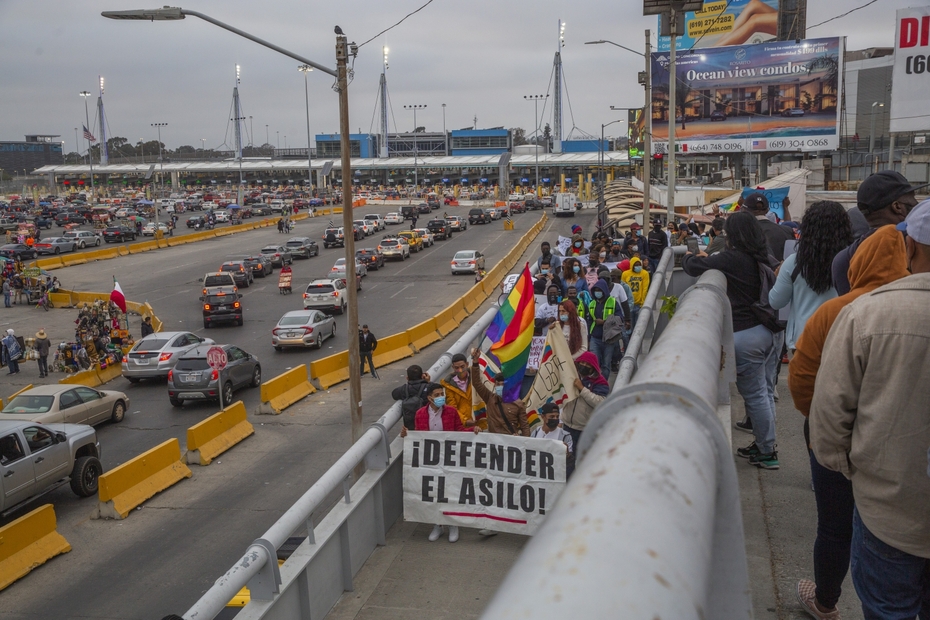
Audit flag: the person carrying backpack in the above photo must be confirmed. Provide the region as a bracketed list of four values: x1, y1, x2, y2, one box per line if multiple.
[681, 212, 783, 470]
[391, 364, 431, 430]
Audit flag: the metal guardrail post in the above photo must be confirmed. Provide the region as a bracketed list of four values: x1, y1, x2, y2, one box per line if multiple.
[481, 270, 749, 620]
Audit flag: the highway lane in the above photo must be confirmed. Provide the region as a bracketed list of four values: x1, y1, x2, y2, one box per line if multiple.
[0, 208, 591, 620]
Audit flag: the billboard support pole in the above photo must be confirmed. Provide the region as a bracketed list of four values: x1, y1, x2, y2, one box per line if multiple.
[643, 29, 653, 227]
[889, 133, 896, 172]
[666, 9, 677, 221]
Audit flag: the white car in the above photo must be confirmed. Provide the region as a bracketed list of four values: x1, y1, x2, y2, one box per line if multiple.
[142, 222, 170, 236]
[331, 257, 368, 279]
[303, 278, 348, 314]
[270, 200, 286, 213]
[354, 220, 374, 236]
[412, 228, 435, 247]
[202, 201, 218, 210]
[377, 236, 410, 260]
[363, 214, 385, 231]
[214, 210, 230, 222]
[451, 250, 486, 275]
[384, 212, 403, 225]
[62, 230, 102, 248]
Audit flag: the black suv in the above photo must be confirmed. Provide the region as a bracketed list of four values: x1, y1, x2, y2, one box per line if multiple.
[200, 286, 243, 328]
[400, 205, 418, 220]
[55, 212, 85, 226]
[102, 225, 136, 243]
[355, 248, 385, 271]
[468, 208, 491, 224]
[426, 219, 452, 240]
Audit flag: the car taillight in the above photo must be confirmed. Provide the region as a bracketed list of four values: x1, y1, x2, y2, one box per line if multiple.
[233, 301, 241, 308]
[303, 293, 309, 298]
[450, 260, 456, 265]
[204, 304, 211, 310]
[332, 291, 340, 297]
[167, 369, 173, 381]
[211, 369, 219, 380]
[122, 355, 128, 363]
[304, 326, 314, 334]
[159, 352, 172, 362]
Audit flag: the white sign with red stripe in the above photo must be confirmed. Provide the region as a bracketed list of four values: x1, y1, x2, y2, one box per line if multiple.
[403, 432, 567, 535]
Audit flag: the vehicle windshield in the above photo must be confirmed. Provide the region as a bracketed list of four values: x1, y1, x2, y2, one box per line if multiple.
[204, 275, 233, 287]
[2, 395, 54, 414]
[220, 264, 243, 272]
[206, 294, 234, 304]
[260, 248, 278, 254]
[333, 259, 346, 266]
[454, 251, 475, 259]
[279, 315, 311, 326]
[176, 359, 210, 371]
[308, 284, 335, 293]
[132, 338, 170, 351]
[285, 241, 303, 247]
[381, 240, 398, 246]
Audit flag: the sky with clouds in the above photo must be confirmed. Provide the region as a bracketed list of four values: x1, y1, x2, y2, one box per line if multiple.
[0, 0, 921, 153]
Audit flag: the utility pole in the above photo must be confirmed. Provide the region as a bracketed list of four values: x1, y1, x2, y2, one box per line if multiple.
[643, 29, 653, 228]
[666, 7, 678, 222]
[524, 94, 548, 196]
[79, 91, 96, 201]
[404, 104, 426, 190]
[151, 122, 167, 228]
[300, 64, 314, 191]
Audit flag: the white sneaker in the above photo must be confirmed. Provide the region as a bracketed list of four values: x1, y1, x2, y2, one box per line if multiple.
[478, 529, 498, 537]
[428, 524, 443, 542]
[448, 526, 459, 543]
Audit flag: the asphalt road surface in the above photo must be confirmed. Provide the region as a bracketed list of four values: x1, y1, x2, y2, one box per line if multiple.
[0, 205, 591, 620]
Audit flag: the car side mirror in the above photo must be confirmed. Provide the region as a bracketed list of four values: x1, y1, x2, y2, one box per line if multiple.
[55, 432, 66, 443]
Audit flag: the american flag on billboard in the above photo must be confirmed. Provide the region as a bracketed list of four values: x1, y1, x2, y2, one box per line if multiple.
[83, 125, 96, 142]
[752, 140, 766, 150]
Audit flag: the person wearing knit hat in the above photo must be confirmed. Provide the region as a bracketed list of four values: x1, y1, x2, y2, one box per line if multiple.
[35, 329, 51, 378]
[571, 224, 582, 235]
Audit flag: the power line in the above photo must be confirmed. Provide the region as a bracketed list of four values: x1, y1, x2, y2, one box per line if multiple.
[358, 0, 437, 49]
[808, 0, 880, 30]
[687, 0, 734, 52]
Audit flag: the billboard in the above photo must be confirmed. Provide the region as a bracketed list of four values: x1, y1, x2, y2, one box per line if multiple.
[628, 108, 645, 158]
[657, 0, 779, 52]
[651, 37, 842, 154]
[890, 6, 930, 133]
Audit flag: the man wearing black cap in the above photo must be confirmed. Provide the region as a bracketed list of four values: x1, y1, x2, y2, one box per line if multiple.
[531, 402, 575, 475]
[831, 170, 928, 295]
[359, 324, 378, 378]
[742, 192, 794, 262]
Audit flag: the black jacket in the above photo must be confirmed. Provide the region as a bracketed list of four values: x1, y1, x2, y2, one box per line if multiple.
[141, 321, 155, 337]
[647, 228, 669, 259]
[756, 217, 794, 262]
[391, 379, 430, 402]
[681, 250, 776, 333]
[359, 331, 378, 353]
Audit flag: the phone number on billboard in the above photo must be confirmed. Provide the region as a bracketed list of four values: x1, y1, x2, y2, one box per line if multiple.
[686, 142, 743, 152]
[767, 138, 832, 149]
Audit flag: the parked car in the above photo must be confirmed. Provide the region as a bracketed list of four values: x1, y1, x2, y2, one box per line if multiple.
[303, 278, 348, 314]
[1, 384, 129, 426]
[260, 245, 294, 267]
[34, 237, 77, 255]
[102, 225, 137, 243]
[121, 331, 214, 381]
[0, 244, 38, 260]
[710, 110, 727, 121]
[284, 237, 318, 259]
[187, 215, 207, 228]
[240, 254, 274, 278]
[201, 287, 243, 328]
[272, 309, 337, 350]
[219, 261, 253, 288]
[782, 107, 805, 117]
[468, 208, 491, 224]
[167, 344, 261, 407]
[55, 212, 86, 226]
[451, 250, 486, 275]
[447, 216, 467, 231]
[426, 219, 452, 240]
[377, 236, 410, 261]
[412, 228, 435, 247]
[142, 222, 170, 236]
[384, 212, 403, 225]
[62, 230, 101, 248]
[0, 420, 102, 514]
[331, 257, 367, 279]
[355, 248, 385, 270]
[363, 214, 386, 231]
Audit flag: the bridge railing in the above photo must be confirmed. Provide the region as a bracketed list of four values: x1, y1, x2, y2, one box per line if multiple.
[480, 268, 751, 619]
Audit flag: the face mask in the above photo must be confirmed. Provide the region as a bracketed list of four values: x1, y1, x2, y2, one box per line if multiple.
[559, 313, 569, 322]
[540, 268, 548, 275]
[612, 247, 620, 254]
[542, 247, 550, 255]
[573, 265, 581, 274]
[432, 396, 446, 408]
[636, 230, 643, 236]
[633, 265, 642, 273]
[546, 418, 559, 429]
[594, 291, 604, 299]
[547, 295, 559, 305]
[599, 252, 606, 260]
[574, 241, 582, 248]
[494, 385, 504, 397]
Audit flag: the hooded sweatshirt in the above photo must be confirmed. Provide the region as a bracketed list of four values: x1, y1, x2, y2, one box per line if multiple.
[621, 256, 650, 306]
[582, 279, 615, 340]
[569, 234, 586, 256]
[789, 225, 909, 417]
[561, 351, 610, 431]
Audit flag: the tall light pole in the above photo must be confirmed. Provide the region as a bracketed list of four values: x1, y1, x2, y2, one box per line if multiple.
[151, 122, 167, 227]
[248, 115, 253, 147]
[265, 124, 269, 147]
[299, 65, 314, 192]
[79, 91, 96, 200]
[102, 8, 364, 472]
[869, 101, 884, 173]
[201, 138, 205, 157]
[276, 131, 280, 150]
[587, 31, 653, 228]
[524, 94, 548, 196]
[442, 103, 447, 155]
[600, 118, 625, 224]
[404, 104, 426, 190]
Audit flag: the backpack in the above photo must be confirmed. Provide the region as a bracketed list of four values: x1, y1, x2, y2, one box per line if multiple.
[401, 383, 428, 430]
[751, 262, 785, 334]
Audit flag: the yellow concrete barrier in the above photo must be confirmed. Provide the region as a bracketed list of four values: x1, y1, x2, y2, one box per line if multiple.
[96, 363, 122, 385]
[258, 364, 316, 414]
[186, 400, 254, 465]
[452, 298, 469, 325]
[372, 332, 415, 369]
[0, 504, 71, 591]
[310, 351, 349, 390]
[7, 384, 33, 403]
[406, 318, 441, 352]
[166, 236, 190, 247]
[434, 303, 461, 337]
[117, 245, 130, 256]
[60, 254, 87, 267]
[58, 368, 102, 387]
[36, 257, 63, 270]
[96, 438, 192, 519]
[462, 283, 487, 314]
[48, 292, 71, 307]
[128, 240, 158, 253]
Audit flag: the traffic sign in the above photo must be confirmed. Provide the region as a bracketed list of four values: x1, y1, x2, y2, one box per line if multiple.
[207, 346, 227, 371]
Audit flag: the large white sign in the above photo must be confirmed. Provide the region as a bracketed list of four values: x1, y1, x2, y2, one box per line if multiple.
[891, 7, 930, 133]
[403, 432, 567, 535]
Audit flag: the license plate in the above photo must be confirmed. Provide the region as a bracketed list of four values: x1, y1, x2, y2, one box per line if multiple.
[286, 332, 298, 338]
[135, 358, 150, 365]
[181, 375, 199, 382]
[314, 295, 328, 301]
[181, 392, 204, 398]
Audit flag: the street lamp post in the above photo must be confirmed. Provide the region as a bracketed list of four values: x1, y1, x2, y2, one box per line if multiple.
[600, 118, 625, 224]
[201, 138, 205, 158]
[442, 103, 447, 155]
[299, 64, 314, 192]
[265, 124, 269, 148]
[151, 122, 167, 228]
[869, 101, 884, 173]
[79, 91, 96, 201]
[404, 104, 426, 190]
[524, 94, 548, 196]
[586, 30, 654, 229]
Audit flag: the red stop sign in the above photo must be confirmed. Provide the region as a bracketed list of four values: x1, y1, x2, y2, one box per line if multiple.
[207, 346, 227, 371]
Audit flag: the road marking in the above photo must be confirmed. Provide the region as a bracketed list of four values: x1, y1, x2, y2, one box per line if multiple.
[390, 283, 414, 298]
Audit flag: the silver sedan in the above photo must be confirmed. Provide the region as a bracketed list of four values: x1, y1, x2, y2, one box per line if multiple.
[34, 237, 78, 255]
[122, 331, 215, 381]
[272, 310, 336, 350]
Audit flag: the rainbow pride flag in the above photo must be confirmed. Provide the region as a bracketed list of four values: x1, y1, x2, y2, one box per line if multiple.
[482, 263, 535, 402]
[719, 201, 739, 212]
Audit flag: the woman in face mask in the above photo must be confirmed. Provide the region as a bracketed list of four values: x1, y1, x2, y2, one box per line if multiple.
[530, 402, 575, 476]
[557, 299, 587, 359]
[560, 351, 610, 450]
[560, 258, 589, 296]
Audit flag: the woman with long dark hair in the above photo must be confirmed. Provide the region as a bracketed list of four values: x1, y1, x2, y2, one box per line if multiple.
[556, 299, 587, 359]
[681, 211, 781, 469]
[769, 201, 852, 352]
[560, 257, 588, 295]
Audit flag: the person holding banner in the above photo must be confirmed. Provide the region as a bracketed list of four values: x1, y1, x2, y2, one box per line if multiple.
[560, 352, 609, 450]
[440, 353, 484, 430]
[400, 383, 478, 543]
[471, 351, 529, 438]
[556, 299, 587, 359]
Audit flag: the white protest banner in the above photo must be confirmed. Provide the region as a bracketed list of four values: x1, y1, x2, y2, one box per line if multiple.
[556, 235, 591, 257]
[403, 432, 567, 535]
[524, 324, 579, 422]
[501, 273, 520, 294]
[526, 335, 546, 370]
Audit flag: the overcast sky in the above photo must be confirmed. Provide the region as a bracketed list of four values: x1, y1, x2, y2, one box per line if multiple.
[0, 0, 921, 153]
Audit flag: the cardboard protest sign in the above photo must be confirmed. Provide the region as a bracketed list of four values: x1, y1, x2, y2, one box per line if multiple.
[403, 432, 567, 535]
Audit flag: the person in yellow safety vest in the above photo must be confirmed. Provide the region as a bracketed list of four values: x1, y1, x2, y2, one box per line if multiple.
[439, 353, 488, 430]
[621, 256, 651, 329]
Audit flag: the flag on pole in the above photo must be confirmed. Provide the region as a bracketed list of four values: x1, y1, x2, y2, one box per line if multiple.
[83, 125, 97, 142]
[481, 263, 535, 402]
[110, 279, 127, 313]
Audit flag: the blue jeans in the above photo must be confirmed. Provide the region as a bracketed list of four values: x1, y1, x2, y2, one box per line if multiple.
[733, 324, 777, 454]
[589, 336, 614, 381]
[810, 449, 854, 609]
[3, 292, 9, 308]
[851, 507, 930, 619]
